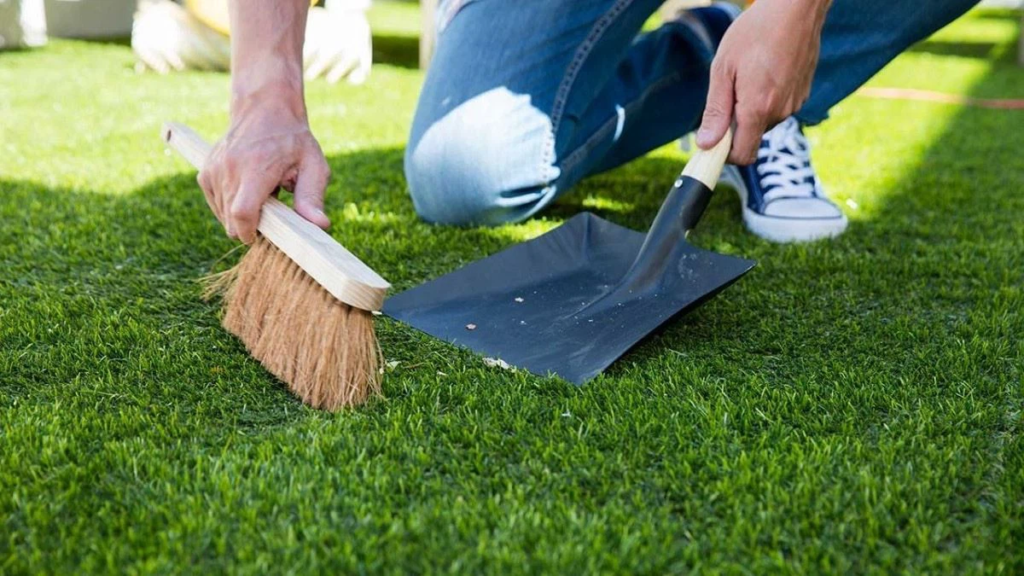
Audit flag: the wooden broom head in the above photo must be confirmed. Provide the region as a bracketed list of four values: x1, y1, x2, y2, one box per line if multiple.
[204, 237, 382, 410]
[163, 122, 391, 411]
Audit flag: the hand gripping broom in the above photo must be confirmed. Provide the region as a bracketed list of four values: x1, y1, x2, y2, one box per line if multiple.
[163, 122, 390, 410]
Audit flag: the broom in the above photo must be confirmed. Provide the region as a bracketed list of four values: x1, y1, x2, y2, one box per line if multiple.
[162, 122, 390, 410]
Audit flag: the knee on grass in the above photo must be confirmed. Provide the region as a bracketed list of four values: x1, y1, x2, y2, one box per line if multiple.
[404, 88, 559, 226]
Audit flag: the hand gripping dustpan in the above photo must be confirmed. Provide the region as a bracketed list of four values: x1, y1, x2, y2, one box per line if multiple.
[384, 130, 754, 383]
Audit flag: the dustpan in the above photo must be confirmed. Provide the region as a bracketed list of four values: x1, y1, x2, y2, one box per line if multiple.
[385, 131, 754, 383]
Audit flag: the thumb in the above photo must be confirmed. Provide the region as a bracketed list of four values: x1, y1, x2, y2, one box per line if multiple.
[292, 155, 332, 230]
[696, 60, 735, 150]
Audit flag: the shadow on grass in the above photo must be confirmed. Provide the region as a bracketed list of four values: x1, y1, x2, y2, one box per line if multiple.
[73, 36, 132, 47]
[4, 10, 1021, 413]
[0, 139, 737, 410]
[849, 12, 1024, 528]
[907, 38, 1007, 59]
[372, 33, 420, 69]
[851, 27, 1024, 321]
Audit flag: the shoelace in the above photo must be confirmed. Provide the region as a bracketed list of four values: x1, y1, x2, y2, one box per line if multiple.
[756, 118, 817, 203]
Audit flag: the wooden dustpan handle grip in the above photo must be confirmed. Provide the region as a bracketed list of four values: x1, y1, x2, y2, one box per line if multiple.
[162, 122, 212, 170]
[681, 128, 733, 190]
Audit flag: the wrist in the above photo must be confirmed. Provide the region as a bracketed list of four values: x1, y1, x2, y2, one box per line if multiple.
[231, 74, 307, 127]
[766, 0, 828, 39]
[795, 0, 831, 26]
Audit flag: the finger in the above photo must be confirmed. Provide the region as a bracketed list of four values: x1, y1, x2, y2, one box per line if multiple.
[730, 108, 767, 165]
[345, 55, 371, 85]
[304, 48, 334, 81]
[182, 35, 220, 71]
[230, 178, 273, 244]
[196, 170, 221, 223]
[344, 21, 373, 85]
[281, 167, 299, 192]
[292, 156, 331, 230]
[136, 45, 169, 74]
[696, 58, 736, 150]
[216, 173, 234, 235]
[325, 51, 359, 84]
[155, 39, 187, 72]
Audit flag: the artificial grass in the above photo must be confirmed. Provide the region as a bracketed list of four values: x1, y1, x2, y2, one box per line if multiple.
[1, 3, 1022, 573]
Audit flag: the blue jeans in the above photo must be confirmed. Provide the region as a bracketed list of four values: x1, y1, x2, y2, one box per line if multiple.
[404, 0, 980, 226]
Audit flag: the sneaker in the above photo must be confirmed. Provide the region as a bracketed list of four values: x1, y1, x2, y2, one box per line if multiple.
[719, 117, 848, 243]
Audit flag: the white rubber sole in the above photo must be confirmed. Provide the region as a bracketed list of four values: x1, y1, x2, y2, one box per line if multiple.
[720, 165, 849, 243]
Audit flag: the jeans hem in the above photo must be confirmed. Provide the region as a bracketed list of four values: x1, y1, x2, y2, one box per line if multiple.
[794, 109, 829, 127]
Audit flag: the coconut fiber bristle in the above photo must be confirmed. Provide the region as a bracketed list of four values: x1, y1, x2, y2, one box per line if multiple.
[203, 237, 382, 410]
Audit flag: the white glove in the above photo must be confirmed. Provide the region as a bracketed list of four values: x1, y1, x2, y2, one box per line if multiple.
[131, 0, 230, 74]
[132, 0, 371, 84]
[0, 0, 47, 49]
[303, 4, 373, 85]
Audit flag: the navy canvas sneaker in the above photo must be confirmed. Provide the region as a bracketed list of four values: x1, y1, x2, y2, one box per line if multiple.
[719, 117, 848, 242]
[673, 4, 846, 242]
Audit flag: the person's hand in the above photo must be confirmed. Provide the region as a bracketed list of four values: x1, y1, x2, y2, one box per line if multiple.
[303, 5, 373, 85]
[198, 100, 331, 243]
[696, 0, 830, 165]
[195, 0, 329, 243]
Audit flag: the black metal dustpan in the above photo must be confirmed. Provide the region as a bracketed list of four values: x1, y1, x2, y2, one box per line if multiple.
[385, 131, 755, 383]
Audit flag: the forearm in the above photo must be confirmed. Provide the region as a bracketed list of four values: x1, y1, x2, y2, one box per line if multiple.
[198, 1, 331, 242]
[796, 0, 832, 36]
[228, 0, 310, 127]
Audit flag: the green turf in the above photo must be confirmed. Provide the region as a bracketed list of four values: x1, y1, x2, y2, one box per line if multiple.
[2, 3, 1022, 573]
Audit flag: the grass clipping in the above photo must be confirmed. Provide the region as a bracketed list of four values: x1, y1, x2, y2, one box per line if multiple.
[203, 237, 381, 410]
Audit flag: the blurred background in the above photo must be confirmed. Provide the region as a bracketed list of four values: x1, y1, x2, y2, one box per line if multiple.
[4, 0, 1017, 72]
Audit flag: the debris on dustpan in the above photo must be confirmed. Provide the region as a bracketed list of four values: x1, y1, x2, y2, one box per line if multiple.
[385, 129, 754, 384]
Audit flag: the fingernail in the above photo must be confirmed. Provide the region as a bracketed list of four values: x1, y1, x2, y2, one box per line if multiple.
[696, 127, 711, 144]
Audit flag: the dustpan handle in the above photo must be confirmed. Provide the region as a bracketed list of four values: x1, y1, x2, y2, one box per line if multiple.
[161, 122, 390, 312]
[674, 127, 733, 234]
[681, 128, 732, 190]
[616, 128, 735, 290]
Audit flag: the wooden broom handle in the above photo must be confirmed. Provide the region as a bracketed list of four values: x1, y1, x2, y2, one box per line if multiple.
[162, 122, 390, 312]
[163, 123, 213, 169]
[681, 127, 733, 190]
